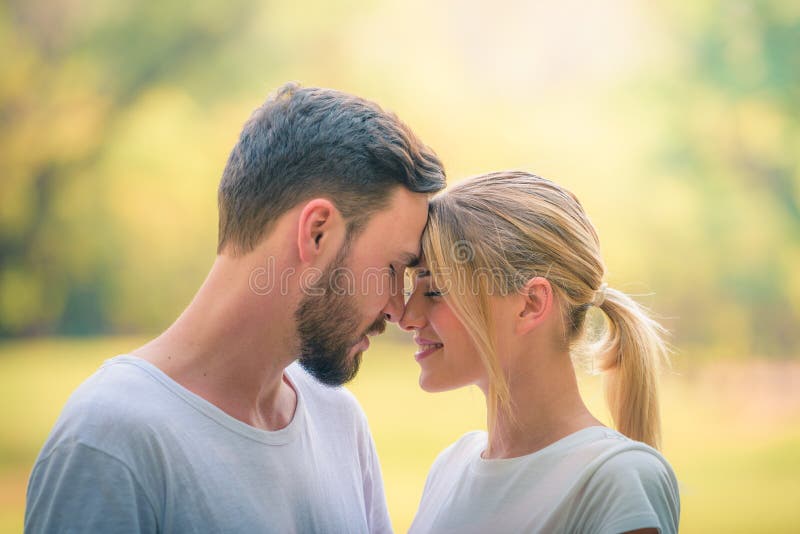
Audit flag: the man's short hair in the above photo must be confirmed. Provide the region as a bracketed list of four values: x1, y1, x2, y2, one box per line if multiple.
[217, 82, 446, 255]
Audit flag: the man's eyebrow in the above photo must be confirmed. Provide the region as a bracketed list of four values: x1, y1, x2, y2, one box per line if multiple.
[400, 251, 420, 268]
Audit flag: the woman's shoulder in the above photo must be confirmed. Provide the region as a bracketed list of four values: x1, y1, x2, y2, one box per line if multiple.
[596, 442, 674, 475]
[441, 430, 487, 457]
[589, 446, 679, 502]
[584, 430, 678, 489]
[573, 432, 681, 534]
[429, 430, 487, 472]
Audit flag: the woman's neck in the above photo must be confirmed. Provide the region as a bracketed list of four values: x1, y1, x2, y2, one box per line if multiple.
[482, 349, 603, 459]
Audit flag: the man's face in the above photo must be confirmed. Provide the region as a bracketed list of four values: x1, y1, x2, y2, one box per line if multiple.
[296, 187, 430, 386]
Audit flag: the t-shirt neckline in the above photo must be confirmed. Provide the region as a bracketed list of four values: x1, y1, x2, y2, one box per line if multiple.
[103, 354, 305, 446]
[470, 425, 617, 476]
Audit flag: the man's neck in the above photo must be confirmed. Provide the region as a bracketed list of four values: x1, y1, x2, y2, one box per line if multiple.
[131, 254, 300, 431]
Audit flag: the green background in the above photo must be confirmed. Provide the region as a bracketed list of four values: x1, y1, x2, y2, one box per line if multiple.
[1, 0, 799, 532]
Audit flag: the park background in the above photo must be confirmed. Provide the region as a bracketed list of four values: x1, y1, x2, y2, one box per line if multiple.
[1, 0, 799, 532]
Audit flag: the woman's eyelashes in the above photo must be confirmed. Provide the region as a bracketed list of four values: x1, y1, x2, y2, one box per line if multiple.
[402, 268, 444, 299]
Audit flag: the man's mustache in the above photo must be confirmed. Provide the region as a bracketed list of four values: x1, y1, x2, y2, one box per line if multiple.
[366, 317, 386, 337]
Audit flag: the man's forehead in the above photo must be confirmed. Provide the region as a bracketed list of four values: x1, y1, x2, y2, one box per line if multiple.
[386, 186, 429, 216]
[365, 188, 428, 257]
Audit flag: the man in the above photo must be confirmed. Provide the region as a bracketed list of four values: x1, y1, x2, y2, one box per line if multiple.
[25, 83, 446, 533]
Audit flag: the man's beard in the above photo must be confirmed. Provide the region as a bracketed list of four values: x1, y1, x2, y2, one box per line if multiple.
[295, 242, 386, 386]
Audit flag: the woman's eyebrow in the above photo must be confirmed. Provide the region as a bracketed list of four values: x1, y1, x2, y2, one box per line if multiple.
[415, 269, 431, 278]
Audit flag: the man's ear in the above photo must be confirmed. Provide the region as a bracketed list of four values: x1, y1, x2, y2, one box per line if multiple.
[515, 276, 554, 335]
[296, 198, 345, 264]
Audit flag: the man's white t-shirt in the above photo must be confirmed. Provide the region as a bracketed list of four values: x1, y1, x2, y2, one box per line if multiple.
[410, 426, 679, 534]
[26, 355, 392, 533]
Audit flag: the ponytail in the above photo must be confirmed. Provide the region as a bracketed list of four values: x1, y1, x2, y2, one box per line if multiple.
[593, 287, 669, 449]
[421, 171, 671, 450]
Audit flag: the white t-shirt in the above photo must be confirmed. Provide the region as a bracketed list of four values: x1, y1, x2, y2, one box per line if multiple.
[26, 355, 392, 533]
[410, 426, 679, 534]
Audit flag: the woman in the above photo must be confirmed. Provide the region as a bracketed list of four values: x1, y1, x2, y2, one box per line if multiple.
[400, 171, 680, 533]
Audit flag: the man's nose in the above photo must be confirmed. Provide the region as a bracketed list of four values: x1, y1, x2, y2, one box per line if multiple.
[381, 290, 405, 323]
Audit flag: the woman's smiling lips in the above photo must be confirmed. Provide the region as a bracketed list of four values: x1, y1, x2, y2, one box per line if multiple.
[413, 336, 444, 362]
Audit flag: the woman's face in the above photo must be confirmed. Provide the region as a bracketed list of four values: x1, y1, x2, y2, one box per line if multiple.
[399, 264, 489, 392]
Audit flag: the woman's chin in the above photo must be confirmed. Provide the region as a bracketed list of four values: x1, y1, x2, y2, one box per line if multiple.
[418, 372, 462, 393]
[418, 375, 436, 392]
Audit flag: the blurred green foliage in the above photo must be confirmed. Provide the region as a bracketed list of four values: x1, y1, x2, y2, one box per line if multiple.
[0, 0, 798, 357]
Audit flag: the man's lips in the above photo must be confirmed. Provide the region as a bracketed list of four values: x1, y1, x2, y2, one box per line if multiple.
[350, 318, 387, 353]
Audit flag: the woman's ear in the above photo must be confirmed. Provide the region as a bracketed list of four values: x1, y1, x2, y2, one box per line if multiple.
[515, 276, 554, 335]
[296, 199, 345, 264]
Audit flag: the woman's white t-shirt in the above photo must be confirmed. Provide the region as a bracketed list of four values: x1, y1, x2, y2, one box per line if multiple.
[410, 426, 679, 534]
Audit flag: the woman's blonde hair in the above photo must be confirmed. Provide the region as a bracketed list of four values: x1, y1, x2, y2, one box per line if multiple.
[422, 171, 669, 449]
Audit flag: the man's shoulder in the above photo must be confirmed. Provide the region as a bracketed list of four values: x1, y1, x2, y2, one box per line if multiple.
[44, 356, 180, 452]
[66, 355, 173, 410]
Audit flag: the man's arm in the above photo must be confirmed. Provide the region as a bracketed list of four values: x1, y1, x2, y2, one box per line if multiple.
[25, 442, 158, 533]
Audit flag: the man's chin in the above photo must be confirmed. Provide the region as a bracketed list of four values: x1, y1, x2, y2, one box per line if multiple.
[350, 334, 370, 355]
[298, 349, 362, 387]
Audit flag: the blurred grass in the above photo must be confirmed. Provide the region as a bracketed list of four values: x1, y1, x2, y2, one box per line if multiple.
[1, 336, 799, 533]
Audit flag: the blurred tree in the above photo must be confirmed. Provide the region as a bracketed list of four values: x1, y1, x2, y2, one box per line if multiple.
[0, 0, 797, 361]
[648, 0, 800, 356]
[0, 0, 257, 335]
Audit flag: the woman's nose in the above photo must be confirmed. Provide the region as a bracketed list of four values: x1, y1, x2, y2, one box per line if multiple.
[399, 292, 425, 331]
